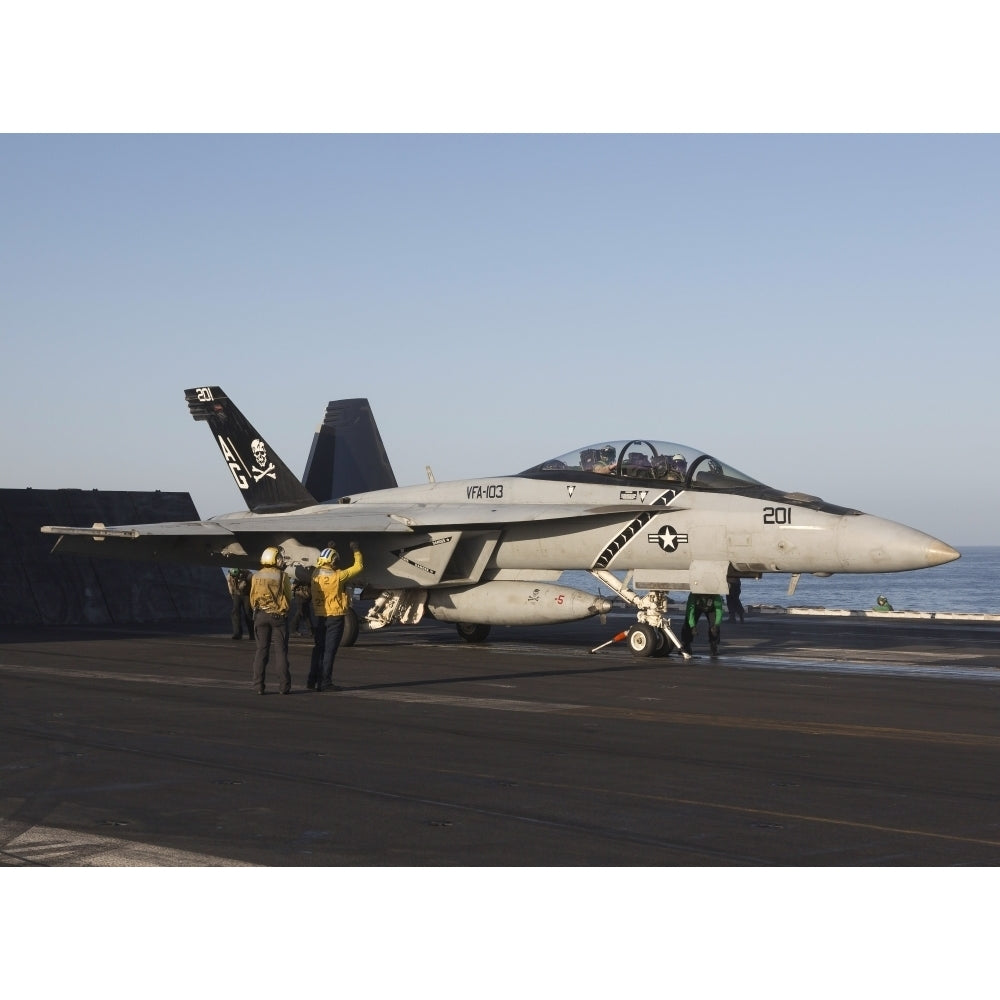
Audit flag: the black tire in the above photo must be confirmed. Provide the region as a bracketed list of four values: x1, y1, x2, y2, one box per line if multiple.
[652, 628, 672, 657]
[456, 622, 491, 643]
[341, 607, 360, 647]
[628, 623, 657, 657]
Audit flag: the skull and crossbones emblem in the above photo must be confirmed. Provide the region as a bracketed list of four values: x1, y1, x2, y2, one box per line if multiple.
[249, 438, 277, 482]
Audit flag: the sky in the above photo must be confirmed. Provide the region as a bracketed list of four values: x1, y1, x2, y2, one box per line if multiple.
[3, 133, 998, 545]
[2, 3, 999, 550]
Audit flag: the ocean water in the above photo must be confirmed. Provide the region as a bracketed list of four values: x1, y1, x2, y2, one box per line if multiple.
[559, 546, 1000, 615]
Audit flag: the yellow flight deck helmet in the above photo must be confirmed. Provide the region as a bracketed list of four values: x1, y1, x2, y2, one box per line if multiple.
[316, 547, 338, 568]
[260, 546, 285, 568]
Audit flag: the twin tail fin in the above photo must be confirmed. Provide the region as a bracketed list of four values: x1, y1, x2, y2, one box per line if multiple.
[185, 386, 317, 513]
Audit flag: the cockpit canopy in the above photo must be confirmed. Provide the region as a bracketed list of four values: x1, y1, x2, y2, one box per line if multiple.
[520, 439, 764, 490]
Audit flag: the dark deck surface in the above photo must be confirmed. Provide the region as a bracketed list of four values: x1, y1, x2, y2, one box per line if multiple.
[3, 611, 999, 865]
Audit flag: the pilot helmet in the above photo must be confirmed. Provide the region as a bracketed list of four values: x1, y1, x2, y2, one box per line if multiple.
[260, 545, 286, 569]
[877, 594, 888, 605]
[599, 445, 616, 465]
[317, 546, 338, 568]
[670, 453, 687, 473]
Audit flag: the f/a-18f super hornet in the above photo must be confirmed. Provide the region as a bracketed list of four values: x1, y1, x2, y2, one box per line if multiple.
[41, 386, 959, 657]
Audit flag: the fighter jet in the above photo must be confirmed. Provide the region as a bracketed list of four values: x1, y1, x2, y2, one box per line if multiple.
[41, 385, 959, 657]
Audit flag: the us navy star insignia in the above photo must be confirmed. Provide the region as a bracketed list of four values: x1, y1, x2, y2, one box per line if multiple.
[647, 525, 688, 552]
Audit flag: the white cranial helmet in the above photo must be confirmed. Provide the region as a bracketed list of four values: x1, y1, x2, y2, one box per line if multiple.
[260, 546, 285, 568]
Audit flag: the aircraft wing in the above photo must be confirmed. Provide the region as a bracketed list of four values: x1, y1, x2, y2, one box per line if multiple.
[42, 503, 680, 541]
[41, 502, 685, 568]
[41, 521, 235, 539]
[41, 520, 243, 565]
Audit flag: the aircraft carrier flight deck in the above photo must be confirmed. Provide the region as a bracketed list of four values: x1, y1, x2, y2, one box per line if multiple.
[2, 611, 999, 866]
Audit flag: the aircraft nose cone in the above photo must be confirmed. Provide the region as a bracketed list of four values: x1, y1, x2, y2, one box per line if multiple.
[924, 540, 960, 567]
[837, 517, 961, 573]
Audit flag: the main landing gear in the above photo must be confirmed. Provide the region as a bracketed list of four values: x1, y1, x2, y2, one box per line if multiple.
[588, 569, 691, 660]
[456, 622, 491, 643]
[341, 607, 360, 647]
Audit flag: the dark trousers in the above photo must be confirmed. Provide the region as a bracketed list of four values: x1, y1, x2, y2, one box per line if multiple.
[726, 593, 745, 621]
[252, 611, 290, 693]
[231, 595, 252, 637]
[681, 610, 720, 653]
[309, 615, 346, 687]
[290, 597, 316, 636]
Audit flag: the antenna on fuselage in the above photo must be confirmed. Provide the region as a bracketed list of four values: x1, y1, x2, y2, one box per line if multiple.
[425, 466, 436, 483]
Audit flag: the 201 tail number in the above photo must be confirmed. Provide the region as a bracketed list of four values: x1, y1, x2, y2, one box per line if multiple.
[763, 506, 791, 525]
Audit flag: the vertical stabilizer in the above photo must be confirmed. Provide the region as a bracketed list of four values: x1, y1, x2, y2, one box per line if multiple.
[185, 386, 317, 512]
[303, 398, 398, 501]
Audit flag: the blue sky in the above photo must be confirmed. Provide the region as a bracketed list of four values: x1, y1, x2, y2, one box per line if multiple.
[3, 134, 998, 545]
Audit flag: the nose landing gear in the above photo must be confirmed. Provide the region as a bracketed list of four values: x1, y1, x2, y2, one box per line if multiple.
[589, 570, 691, 660]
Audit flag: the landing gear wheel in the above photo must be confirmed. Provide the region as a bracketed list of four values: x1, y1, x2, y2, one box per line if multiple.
[628, 623, 657, 657]
[456, 622, 491, 643]
[652, 628, 672, 657]
[341, 607, 359, 647]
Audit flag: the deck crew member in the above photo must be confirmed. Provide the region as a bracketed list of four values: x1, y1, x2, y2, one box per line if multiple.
[250, 546, 293, 695]
[290, 576, 316, 637]
[227, 567, 253, 639]
[681, 592, 724, 656]
[309, 542, 364, 692]
[727, 578, 745, 623]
